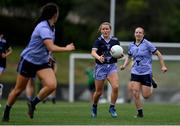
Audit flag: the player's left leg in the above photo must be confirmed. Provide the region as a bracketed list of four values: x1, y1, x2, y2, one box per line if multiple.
[131, 81, 144, 118]
[91, 80, 104, 118]
[27, 68, 57, 119]
[142, 85, 152, 99]
[142, 74, 153, 99]
[107, 72, 119, 118]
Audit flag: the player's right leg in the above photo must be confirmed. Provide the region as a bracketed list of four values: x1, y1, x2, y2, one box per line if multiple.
[2, 74, 29, 122]
[107, 72, 119, 118]
[131, 81, 144, 118]
[91, 80, 104, 118]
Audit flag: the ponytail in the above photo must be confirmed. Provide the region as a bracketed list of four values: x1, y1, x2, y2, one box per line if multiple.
[36, 3, 59, 24]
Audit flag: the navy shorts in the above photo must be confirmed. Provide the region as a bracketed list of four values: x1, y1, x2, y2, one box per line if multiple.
[131, 74, 152, 87]
[17, 58, 51, 78]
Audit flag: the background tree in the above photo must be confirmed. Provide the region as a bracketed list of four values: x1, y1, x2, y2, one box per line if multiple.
[0, 0, 180, 50]
[0, 0, 73, 46]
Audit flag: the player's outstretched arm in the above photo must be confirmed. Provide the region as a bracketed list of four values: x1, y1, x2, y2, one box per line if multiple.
[120, 55, 131, 70]
[44, 39, 75, 52]
[154, 50, 167, 73]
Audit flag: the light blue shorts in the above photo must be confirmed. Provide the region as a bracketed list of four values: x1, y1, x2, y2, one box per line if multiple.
[0, 67, 5, 73]
[95, 63, 118, 80]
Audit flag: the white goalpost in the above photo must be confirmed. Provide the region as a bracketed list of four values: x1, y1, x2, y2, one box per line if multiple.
[69, 53, 93, 102]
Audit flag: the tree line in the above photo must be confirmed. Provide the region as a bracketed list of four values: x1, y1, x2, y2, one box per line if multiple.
[0, 0, 180, 50]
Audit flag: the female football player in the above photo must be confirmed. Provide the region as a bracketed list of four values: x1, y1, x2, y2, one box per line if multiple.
[91, 22, 123, 118]
[2, 3, 75, 122]
[120, 27, 167, 118]
[0, 32, 12, 76]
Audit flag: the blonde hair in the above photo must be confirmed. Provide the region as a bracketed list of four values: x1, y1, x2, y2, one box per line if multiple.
[98, 22, 112, 33]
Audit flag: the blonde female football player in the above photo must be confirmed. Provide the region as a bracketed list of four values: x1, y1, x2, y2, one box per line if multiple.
[91, 22, 123, 118]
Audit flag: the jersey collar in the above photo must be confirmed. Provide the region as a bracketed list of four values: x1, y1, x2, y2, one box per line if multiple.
[133, 38, 144, 46]
[101, 34, 112, 43]
[46, 20, 55, 32]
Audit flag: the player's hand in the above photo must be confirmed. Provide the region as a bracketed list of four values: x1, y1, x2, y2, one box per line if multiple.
[98, 55, 105, 63]
[118, 53, 124, 59]
[66, 43, 75, 51]
[1, 53, 6, 58]
[161, 66, 167, 73]
[120, 65, 126, 70]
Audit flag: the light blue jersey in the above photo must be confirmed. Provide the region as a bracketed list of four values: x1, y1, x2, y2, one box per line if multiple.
[21, 20, 55, 64]
[128, 38, 157, 75]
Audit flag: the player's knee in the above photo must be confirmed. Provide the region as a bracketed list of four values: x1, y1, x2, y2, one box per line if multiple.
[95, 91, 102, 97]
[112, 84, 119, 92]
[132, 89, 140, 98]
[46, 82, 57, 91]
[11, 88, 22, 97]
[143, 96, 149, 99]
[142, 93, 151, 99]
[50, 85, 57, 91]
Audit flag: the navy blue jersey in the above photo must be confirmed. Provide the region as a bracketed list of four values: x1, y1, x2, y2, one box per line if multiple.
[0, 37, 10, 67]
[92, 35, 120, 64]
[0, 38, 10, 54]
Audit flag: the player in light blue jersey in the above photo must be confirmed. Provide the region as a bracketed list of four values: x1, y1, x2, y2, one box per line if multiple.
[25, 53, 57, 104]
[120, 27, 167, 118]
[91, 22, 123, 118]
[2, 3, 75, 122]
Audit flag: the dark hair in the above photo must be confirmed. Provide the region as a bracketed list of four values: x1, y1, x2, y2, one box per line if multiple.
[36, 3, 59, 24]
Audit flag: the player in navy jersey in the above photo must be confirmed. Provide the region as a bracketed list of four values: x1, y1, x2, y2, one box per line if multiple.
[91, 22, 123, 118]
[0, 32, 12, 76]
[2, 3, 75, 122]
[120, 27, 167, 118]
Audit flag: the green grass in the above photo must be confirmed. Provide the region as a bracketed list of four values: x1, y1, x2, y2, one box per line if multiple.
[0, 100, 180, 125]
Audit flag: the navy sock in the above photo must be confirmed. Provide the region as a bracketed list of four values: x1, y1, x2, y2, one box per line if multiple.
[138, 109, 143, 115]
[3, 105, 11, 118]
[27, 96, 33, 101]
[93, 104, 97, 108]
[4, 105, 11, 113]
[31, 97, 41, 106]
[110, 104, 115, 108]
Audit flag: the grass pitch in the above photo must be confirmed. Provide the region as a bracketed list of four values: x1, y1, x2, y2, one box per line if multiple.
[0, 100, 180, 125]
